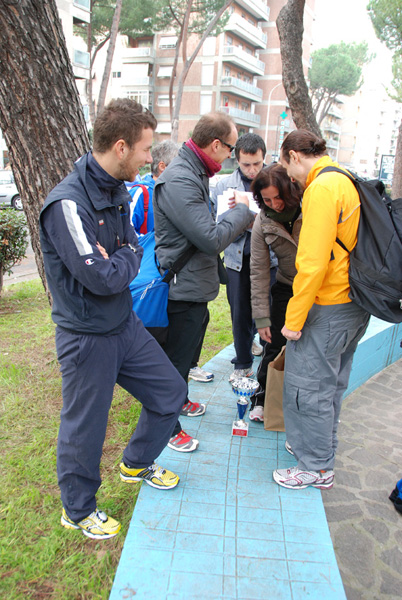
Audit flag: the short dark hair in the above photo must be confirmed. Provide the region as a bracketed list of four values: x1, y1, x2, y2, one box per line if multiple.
[151, 140, 179, 176]
[280, 129, 327, 163]
[191, 112, 235, 149]
[251, 164, 302, 211]
[93, 98, 157, 153]
[235, 133, 266, 161]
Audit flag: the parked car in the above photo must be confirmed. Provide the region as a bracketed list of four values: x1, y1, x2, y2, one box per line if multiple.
[0, 170, 23, 210]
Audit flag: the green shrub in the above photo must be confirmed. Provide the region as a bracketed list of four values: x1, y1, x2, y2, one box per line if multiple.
[0, 208, 28, 294]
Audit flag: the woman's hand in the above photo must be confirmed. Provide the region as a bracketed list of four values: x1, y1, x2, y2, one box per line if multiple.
[258, 326, 272, 343]
[281, 325, 302, 341]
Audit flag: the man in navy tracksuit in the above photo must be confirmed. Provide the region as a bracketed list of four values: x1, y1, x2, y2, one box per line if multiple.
[39, 99, 187, 540]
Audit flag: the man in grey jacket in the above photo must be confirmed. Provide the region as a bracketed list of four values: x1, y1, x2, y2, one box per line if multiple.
[154, 112, 253, 452]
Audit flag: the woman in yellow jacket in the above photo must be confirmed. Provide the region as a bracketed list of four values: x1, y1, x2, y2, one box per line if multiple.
[273, 129, 370, 491]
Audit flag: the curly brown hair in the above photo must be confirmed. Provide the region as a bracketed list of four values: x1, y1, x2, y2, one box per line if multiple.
[251, 164, 302, 211]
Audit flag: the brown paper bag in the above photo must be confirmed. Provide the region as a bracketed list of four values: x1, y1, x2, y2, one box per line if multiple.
[264, 345, 286, 432]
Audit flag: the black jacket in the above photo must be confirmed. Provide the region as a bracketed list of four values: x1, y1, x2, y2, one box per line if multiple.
[39, 152, 143, 334]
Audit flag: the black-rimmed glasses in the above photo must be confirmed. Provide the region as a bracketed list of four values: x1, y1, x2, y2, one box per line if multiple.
[218, 139, 236, 153]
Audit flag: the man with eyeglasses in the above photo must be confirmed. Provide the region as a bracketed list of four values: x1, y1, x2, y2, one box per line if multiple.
[154, 112, 254, 452]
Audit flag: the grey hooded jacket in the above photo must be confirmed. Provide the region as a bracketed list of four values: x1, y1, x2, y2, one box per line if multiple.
[153, 144, 253, 302]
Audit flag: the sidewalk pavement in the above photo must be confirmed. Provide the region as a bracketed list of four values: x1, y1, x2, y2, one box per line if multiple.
[322, 358, 402, 600]
[110, 339, 402, 600]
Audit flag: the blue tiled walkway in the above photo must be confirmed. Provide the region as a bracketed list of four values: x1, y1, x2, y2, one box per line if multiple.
[110, 345, 345, 600]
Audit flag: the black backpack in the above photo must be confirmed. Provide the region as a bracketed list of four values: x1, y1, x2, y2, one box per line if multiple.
[318, 166, 402, 323]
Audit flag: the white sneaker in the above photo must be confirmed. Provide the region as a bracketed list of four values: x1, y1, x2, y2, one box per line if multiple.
[228, 368, 253, 382]
[252, 341, 263, 356]
[273, 466, 334, 490]
[249, 405, 264, 422]
[188, 366, 214, 382]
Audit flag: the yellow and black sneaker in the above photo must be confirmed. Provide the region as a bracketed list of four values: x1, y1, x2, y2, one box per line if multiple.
[120, 462, 180, 490]
[61, 507, 121, 539]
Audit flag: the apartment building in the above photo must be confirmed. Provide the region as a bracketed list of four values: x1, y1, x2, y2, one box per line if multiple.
[106, 0, 316, 160]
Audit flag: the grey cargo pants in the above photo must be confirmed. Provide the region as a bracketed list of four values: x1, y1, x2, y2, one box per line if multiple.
[283, 302, 370, 472]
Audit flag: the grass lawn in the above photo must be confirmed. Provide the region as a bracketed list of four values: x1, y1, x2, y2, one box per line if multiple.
[0, 279, 232, 599]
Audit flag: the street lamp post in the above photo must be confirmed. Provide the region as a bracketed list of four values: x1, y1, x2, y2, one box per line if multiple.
[264, 81, 283, 158]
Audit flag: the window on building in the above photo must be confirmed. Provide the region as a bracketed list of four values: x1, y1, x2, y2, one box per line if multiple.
[223, 96, 229, 106]
[200, 93, 212, 115]
[203, 37, 216, 56]
[226, 35, 233, 46]
[126, 90, 149, 106]
[74, 0, 90, 10]
[242, 102, 249, 111]
[112, 72, 121, 78]
[157, 66, 173, 77]
[157, 95, 175, 107]
[225, 68, 231, 77]
[159, 36, 177, 49]
[201, 64, 214, 86]
[235, 100, 239, 108]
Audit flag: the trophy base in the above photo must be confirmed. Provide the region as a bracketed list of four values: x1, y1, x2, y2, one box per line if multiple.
[232, 420, 249, 437]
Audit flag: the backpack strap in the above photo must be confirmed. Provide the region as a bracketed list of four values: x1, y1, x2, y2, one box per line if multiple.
[317, 166, 355, 254]
[130, 184, 150, 234]
[162, 244, 198, 284]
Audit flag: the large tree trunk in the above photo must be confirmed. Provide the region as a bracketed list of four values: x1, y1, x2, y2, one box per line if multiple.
[276, 0, 321, 137]
[0, 0, 90, 299]
[392, 119, 402, 199]
[97, 0, 123, 114]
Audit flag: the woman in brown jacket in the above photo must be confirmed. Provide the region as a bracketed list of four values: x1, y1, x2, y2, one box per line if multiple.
[249, 163, 302, 421]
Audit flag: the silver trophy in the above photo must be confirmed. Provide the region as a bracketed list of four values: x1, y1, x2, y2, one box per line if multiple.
[231, 377, 259, 436]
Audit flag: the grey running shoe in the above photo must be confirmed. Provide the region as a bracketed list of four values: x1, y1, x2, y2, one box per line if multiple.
[273, 466, 334, 490]
[228, 367, 253, 382]
[285, 440, 294, 455]
[188, 366, 214, 382]
[180, 400, 206, 417]
[168, 430, 199, 452]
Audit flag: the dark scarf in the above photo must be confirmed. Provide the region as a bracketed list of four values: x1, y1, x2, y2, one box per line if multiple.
[239, 168, 253, 192]
[186, 138, 222, 178]
[264, 205, 301, 230]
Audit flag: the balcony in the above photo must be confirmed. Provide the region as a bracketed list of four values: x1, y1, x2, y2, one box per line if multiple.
[323, 121, 341, 135]
[327, 105, 343, 119]
[326, 138, 340, 150]
[235, 0, 270, 22]
[73, 0, 90, 25]
[224, 13, 267, 49]
[219, 105, 261, 127]
[221, 76, 263, 102]
[121, 76, 150, 86]
[222, 46, 265, 76]
[72, 48, 90, 79]
[122, 47, 155, 64]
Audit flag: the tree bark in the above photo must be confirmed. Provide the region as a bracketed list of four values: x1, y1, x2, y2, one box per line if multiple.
[0, 0, 90, 299]
[97, 0, 123, 114]
[171, 0, 234, 143]
[276, 0, 321, 137]
[392, 119, 402, 199]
